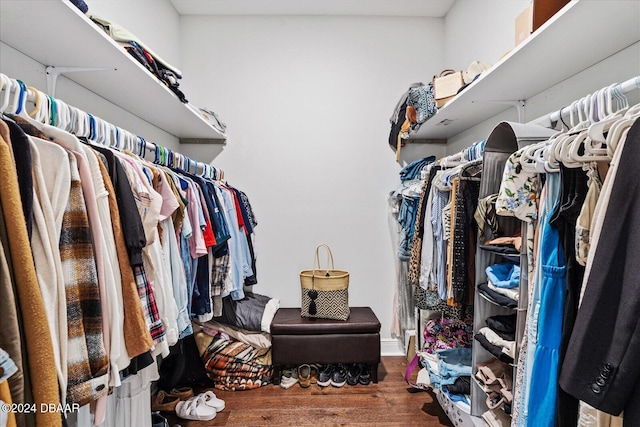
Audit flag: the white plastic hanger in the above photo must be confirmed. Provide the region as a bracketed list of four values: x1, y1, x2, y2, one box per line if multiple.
[606, 106, 640, 156]
[56, 98, 71, 131]
[0, 74, 13, 114]
[586, 85, 627, 153]
[7, 79, 23, 115]
[520, 141, 542, 173]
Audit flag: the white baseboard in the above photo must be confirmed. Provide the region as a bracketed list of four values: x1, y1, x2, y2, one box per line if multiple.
[380, 338, 404, 356]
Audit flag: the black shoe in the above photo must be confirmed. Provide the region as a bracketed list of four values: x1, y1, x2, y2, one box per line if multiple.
[359, 364, 371, 385]
[330, 364, 347, 387]
[346, 364, 362, 386]
[317, 364, 335, 387]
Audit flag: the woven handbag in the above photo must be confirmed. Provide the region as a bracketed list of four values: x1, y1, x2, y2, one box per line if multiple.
[300, 244, 350, 321]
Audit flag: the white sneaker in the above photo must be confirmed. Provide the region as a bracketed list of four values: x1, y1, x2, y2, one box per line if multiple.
[280, 368, 299, 389]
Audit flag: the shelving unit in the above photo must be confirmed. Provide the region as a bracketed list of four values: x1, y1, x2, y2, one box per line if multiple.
[0, 0, 227, 144]
[409, 0, 640, 142]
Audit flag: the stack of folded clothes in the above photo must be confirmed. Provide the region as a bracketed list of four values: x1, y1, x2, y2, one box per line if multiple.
[474, 314, 517, 364]
[89, 14, 188, 102]
[477, 262, 520, 308]
[421, 347, 473, 405]
[475, 357, 513, 415]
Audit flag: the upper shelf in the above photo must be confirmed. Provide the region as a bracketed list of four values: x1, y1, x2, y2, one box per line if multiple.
[0, 0, 226, 143]
[409, 0, 640, 141]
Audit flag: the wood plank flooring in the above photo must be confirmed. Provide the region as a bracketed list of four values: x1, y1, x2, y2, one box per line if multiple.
[162, 356, 454, 426]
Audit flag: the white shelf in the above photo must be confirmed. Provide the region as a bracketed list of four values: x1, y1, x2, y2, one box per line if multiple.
[409, 0, 640, 142]
[0, 0, 226, 143]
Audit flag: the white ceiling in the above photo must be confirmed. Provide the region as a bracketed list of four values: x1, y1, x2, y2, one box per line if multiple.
[170, 0, 456, 17]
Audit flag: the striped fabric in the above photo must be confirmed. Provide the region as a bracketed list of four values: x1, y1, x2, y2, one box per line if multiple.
[201, 336, 272, 391]
[133, 264, 166, 344]
[60, 154, 109, 406]
[211, 253, 230, 317]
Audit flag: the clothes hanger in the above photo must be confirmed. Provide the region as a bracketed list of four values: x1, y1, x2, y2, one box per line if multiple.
[6, 78, 23, 115]
[565, 90, 613, 163]
[168, 147, 175, 168]
[96, 116, 107, 144]
[112, 124, 122, 150]
[173, 152, 183, 171]
[56, 98, 72, 131]
[555, 99, 590, 167]
[87, 113, 97, 141]
[48, 94, 59, 127]
[136, 136, 144, 157]
[0, 74, 13, 113]
[533, 142, 552, 173]
[586, 85, 626, 152]
[606, 114, 637, 157]
[25, 86, 42, 119]
[160, 146, 167, 166]
[520, 141, 543, 173]
[10, 81, 49, 131]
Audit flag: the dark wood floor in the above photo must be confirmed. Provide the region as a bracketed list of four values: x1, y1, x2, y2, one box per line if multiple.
[162, 356, 454, 426]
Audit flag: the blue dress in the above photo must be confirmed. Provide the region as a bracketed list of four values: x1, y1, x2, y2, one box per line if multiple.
[526, 172, 566, 426]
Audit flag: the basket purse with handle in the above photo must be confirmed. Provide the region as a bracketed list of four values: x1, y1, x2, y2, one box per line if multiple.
[300, 244, 350, 321]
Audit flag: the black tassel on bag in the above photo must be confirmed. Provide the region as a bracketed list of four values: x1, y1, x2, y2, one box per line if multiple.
[308, 289, 318, 315]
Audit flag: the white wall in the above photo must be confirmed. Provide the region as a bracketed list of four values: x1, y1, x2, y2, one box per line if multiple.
[444, 0, 529, 70]
[0, 0, 182, 150]
[179, 15, 446, 340]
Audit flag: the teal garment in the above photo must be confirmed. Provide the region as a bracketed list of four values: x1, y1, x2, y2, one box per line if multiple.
[517, 171, 560, 427]
[526, 172, 566, 426]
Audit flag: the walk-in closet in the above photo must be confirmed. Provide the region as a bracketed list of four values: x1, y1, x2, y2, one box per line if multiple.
[0, 0, 639, 426]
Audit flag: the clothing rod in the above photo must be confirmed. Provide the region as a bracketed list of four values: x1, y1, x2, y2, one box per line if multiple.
[548, 75, 640, 123]
[0, 72, 223, 180]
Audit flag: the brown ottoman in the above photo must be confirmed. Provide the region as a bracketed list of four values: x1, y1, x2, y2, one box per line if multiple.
[270, 307, 381, 384]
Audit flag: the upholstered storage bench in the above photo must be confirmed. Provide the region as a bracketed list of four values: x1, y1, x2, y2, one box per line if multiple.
[270, 307, 381, 384]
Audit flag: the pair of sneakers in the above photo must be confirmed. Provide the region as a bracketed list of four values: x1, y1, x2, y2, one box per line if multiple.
[317, 364, 371, 387]
[281, 364, 321, 388]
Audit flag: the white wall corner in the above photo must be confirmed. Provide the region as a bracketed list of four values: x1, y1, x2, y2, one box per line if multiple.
[380, 338, 404, 357]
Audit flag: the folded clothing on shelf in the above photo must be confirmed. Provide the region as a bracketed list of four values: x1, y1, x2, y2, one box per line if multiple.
[423, 347, 473, 388]
[485, 314, 517, 341]
[488, 281, 520, 302]
[482, 235, 522, 253]
[478, 283, 517, 309]
[442, 375, 471, 395]
[436, 347, 473, 385]
[88, 14, 188, 102]
[475, 358, 513, 413]
[485, 262, 520, 288]
[478, 243, 519, 255]
[475, 358, 509, 391]
[69, 0, 88, 13]
[478, 327, 515, 359]
[474, 333, 514, 364]
[187, 105, 227, 133]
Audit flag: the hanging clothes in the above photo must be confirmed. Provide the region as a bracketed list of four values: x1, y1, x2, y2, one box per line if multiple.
[560, 118, 640, 422]
[0, 118, 61, 427]
[526, 172, 566, 427]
